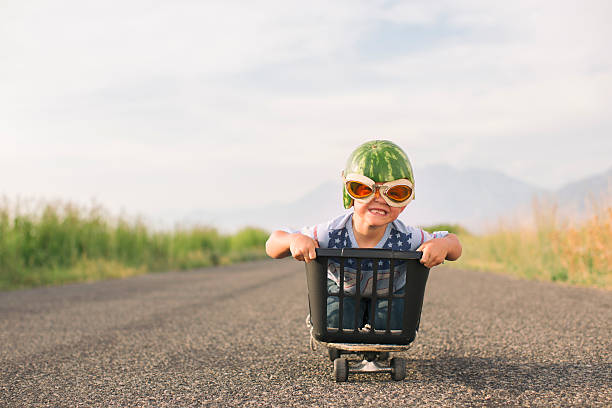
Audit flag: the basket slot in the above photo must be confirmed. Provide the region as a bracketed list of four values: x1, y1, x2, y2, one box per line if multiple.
[338, 258, 345, 333]
[369, 258, 378, 333]
[386, 259, 395, 334]
[353, 259, 362, 333]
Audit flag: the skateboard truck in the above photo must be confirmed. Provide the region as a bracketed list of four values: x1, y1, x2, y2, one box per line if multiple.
[325, 342, 412, 382]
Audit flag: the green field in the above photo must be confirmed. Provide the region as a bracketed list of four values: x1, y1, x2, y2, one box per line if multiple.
[0, 200, 268, 290]
[3, 198, 610, 291]
[452, 202, 612, 290]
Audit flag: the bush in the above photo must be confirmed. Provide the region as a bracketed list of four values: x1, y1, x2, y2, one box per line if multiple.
[0, 199, 270, 290]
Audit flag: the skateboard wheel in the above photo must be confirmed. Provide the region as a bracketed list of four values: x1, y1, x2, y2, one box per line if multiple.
[333, 358, 349, 382]
[328, 347, 341, 362]
[390, 357, 406, 381]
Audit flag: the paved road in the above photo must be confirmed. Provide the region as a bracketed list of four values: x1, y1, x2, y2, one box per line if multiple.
[1, 259, 611, 407]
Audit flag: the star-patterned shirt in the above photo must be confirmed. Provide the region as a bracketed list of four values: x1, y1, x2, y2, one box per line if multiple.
[290, 212, 448, 295]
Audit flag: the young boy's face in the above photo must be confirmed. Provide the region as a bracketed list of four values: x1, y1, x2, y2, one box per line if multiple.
[352, 184, 406, 228]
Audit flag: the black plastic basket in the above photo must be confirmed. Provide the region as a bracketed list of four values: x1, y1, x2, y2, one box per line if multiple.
[305, 248, 430, 345]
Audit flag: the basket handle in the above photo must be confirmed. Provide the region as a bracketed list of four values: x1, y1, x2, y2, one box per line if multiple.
[315, 248, 422, 260]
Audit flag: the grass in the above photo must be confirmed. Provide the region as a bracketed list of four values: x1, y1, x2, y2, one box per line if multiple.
[0, 198, 269, 290]
[454, 199, 612, 290]
[4, 195, 610, 291]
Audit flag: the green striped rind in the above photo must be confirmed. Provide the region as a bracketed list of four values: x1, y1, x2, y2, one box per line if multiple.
[342, 140, 414, 209]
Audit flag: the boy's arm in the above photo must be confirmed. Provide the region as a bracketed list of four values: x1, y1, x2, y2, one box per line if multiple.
[265, 230, 319, 263]
[442, 233, 462, 261]
[417, 233, 462, 269]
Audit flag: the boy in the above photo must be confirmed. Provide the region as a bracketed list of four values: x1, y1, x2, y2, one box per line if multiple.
[266, 140, 462, 330]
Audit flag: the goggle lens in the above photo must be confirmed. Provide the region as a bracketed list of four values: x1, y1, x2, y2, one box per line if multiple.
[346, 181, 373, 198]
[345, 179, 413, 204]
[386, 185, 412, 202]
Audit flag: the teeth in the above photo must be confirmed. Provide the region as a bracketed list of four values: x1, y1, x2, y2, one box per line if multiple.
[370, 209, 387, 215]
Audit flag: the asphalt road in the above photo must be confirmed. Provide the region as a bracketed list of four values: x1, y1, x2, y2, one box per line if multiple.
[1, 259, 611, 407]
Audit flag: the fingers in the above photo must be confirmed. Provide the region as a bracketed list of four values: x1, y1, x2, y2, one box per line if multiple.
[292, 250, 310, 262]
[305, 240, 319, 263]
[419, 244, 445, 269]
[421, 254, 444, 268]
[309, 246, 317, 261]
[299, 241, 317, 263]
[419, 250, 431, 268]
[417, 243, 429, 267]
[289, 235, 318, 263]
[290, 246, 307, 262]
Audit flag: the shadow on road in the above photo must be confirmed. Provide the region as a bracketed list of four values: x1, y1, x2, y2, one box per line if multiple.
[408, 355, 611, 393]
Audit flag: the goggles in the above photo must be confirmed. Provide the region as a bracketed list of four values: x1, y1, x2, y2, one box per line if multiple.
[343, 173, 414, 208]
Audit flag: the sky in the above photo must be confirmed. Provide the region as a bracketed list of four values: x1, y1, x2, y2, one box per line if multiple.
[1, 0, 611, 221]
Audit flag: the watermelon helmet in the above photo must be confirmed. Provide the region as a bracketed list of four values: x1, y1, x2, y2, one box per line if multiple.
[342, 140, 415, 209]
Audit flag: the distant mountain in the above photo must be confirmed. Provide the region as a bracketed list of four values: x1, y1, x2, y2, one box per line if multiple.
[180, 165, 612, 233]
[554, 167, 612, 214]
[402, 165, 545, 229]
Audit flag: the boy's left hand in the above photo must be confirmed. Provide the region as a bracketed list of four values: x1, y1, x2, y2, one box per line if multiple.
[417, 238, 449, 268]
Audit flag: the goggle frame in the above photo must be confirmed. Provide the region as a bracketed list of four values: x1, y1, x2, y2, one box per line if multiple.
[343, 172, 414, 208]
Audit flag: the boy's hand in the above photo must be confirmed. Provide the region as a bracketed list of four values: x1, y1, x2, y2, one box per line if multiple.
[417, 238, 449, 268]
[289, 234, 319, 263]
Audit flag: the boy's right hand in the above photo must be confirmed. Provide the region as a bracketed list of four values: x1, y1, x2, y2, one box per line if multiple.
[289, 233, 319, 263]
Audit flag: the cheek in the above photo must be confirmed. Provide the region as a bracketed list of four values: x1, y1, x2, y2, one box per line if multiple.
[353, 201, 368, 213]
[389, 206, 406, 218]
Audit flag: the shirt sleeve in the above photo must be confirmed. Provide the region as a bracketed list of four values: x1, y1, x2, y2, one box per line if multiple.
[280, 223, 327, 245]
[408, 228, 448, 249]
[421, 229, 449, 244]
[280, 225, 316, 239]
[279, 212, 351, 249]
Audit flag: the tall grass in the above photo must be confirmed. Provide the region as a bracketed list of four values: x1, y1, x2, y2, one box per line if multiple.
[0, 199, 269, 290]
[456, 199, 612, 289]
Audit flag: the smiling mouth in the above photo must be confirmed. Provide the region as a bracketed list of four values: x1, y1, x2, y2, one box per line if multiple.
[368, 208, 388, 216]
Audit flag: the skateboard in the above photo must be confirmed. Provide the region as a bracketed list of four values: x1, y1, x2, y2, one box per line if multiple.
[308, 320, 413, 382]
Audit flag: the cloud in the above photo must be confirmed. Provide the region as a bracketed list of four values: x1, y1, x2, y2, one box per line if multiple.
[1, 0, 611, 216]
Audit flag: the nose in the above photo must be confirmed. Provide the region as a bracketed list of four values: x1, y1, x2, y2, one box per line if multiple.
[373, 187, 384, 201]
